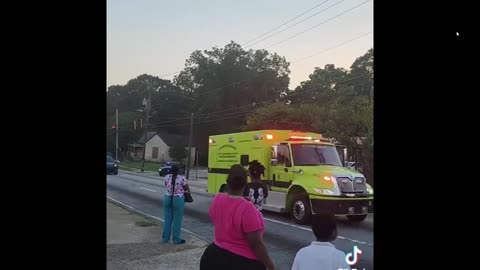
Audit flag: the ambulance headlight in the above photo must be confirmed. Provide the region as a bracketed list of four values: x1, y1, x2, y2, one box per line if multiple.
[314, 188, 340, 196]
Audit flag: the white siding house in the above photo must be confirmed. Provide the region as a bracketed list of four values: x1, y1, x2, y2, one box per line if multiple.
[128, 132, 196, 166]
[144, 134, 171, 161]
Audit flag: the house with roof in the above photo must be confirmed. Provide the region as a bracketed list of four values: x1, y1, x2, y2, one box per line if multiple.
[127, 132, 196, 166]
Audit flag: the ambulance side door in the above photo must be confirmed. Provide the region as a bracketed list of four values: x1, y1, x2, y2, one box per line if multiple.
[270, 143, 294, 191]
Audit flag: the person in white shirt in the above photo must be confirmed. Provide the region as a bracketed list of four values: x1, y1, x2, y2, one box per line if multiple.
[291, 213, 350, 270]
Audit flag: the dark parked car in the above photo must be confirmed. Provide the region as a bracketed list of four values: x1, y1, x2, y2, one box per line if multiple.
[107, 156, 119, 175]
[158, 161, 185, 177]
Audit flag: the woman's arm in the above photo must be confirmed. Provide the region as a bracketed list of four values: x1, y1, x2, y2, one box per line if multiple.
[182, 176, 190, 192]
[183, 183, 190, 192]
[247, 230, 275, 270]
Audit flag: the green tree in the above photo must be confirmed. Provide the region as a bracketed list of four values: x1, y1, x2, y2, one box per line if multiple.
[106, 74, 192, 135]
[349, 48, 373, 99]
[290, 64, 349, 104]
[243, 103, 326, 132]
[319, 50, 373, 185]
[245, 49, 374, 185]
[106, 111, 144, 160]
[169, 144, 187, 162]
[174, 41, 291, 162]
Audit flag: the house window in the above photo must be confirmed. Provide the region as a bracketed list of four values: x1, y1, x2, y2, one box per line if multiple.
[152, 147, 159, 159]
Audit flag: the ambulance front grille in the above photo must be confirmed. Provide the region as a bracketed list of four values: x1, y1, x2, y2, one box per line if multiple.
[336, 177, 366, 193]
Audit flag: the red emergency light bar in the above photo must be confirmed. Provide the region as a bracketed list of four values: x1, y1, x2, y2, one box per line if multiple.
[289, 136, 312, 140]
[287, 136, 331, 143]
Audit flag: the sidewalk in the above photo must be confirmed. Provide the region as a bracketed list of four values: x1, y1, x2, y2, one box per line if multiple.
[107, 200, 208, 270]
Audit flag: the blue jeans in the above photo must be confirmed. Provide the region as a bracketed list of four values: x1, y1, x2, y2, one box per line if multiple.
[162, 195, 185, 243]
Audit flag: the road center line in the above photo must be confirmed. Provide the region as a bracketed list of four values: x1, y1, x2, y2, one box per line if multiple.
[261, 218, 372, 246]
[139, 187, 157, 192]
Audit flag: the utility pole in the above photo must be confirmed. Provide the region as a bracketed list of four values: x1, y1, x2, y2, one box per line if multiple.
[141, 85, 151, 173]
[185, 112, 194, 179]
[195, 150, 199, 180]
[115, 108, 119, 161]
[370, 71, 374, 104]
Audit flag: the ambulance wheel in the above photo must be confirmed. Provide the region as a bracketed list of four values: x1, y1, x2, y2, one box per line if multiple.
[347, 215, 367, 222]
[291, 195, 311, 225]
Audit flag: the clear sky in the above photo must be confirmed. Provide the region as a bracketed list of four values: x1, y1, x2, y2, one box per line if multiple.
[107, 0, 373, 89]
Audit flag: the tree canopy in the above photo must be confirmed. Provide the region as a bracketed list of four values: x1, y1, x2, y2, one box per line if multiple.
[106, 43, 373, 184]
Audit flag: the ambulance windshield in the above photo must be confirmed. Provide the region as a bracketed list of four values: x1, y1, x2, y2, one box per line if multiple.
[291, 144, 342, 166]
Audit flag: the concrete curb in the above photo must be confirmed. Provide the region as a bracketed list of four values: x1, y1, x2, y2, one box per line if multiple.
[107, 199, 210, 270]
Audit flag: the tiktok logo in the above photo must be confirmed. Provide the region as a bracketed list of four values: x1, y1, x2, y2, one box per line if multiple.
[345, 245, 362, 266]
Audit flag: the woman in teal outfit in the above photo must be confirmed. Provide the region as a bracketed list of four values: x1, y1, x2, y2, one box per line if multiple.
[162, 164, 190, 244]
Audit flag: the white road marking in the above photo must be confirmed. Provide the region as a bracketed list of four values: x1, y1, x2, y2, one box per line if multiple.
[107, 194, 372, 247]
[139, 187, 157, 193]
[264, 217, 373, 246]
[264, 217, 311, 231]
[107, 195, 210, 243]
[110, 174, 373, 246]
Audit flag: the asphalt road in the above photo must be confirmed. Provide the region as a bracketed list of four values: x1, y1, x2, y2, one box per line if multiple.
[107, 172, 373, 270]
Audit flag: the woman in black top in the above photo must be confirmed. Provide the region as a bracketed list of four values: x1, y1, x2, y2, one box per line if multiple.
[244, 160, 269, 211]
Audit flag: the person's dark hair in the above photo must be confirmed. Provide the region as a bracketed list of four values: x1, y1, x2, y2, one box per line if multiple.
[248, 160, 265, 179]
[226, 164, 247, 191]
[311, 213, 337, 242]
[171, 164, 180, 177]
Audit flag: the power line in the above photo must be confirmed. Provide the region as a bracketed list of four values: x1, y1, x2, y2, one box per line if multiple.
[153, 116, 191, 119]
[151, 107, 256, 128]
[198, 106, 263, 120]
[131, 3, 371, 105]
[151, 108, 260, 127]
[150, 73, 370, 128]
[148, 32, 373, 126]
[148, 115, 192, 124]
[185, 29, 373, 99]
[154, 91, 289, 123]
[152, 101, 275, 128]
[292, 31, 373, 64]
[154, 95, 277, 119]
[159, 70, 182, 78]
[153, 111, 254, 128]
[115, 31, 373, 127]
[194, 99, 275, 117]
[265, 0, 371, 49]
[198, 112, 254, 124]
[242, 0, 332, 47]
[245, 0, 345, 48]
[151, 98, 193, 109]
[118, 1, 370, 103]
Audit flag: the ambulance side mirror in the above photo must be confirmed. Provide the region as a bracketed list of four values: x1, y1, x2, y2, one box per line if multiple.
[271, 159, 278, 166]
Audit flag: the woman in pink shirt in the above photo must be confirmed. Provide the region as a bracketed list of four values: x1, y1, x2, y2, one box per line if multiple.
[200, 164, 275, 270]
